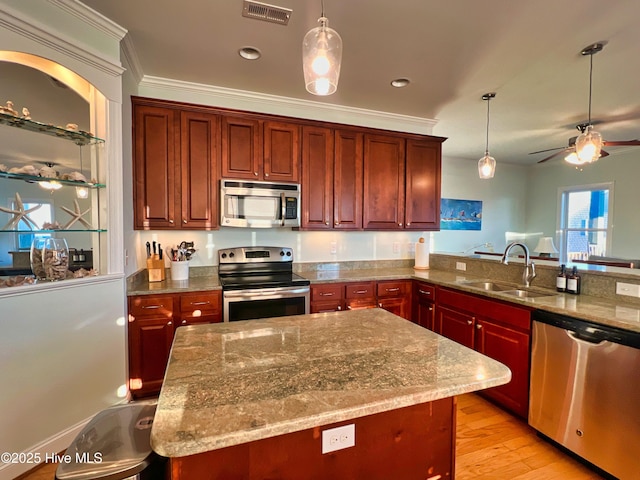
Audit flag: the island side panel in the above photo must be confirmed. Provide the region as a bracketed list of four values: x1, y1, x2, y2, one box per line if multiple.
[169, 397, 455, 480]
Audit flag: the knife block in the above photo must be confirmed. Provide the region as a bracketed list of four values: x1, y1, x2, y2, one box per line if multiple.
[147, 257, 165, 282]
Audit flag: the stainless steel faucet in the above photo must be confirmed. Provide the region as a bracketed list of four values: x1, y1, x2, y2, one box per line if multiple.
[501, 242, 536, 287]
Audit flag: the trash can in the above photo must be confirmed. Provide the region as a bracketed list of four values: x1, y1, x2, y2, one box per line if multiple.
[55, 400, 165, 480]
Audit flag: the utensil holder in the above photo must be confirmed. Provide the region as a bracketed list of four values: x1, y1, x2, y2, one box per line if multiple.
[170, 261, 189, 281]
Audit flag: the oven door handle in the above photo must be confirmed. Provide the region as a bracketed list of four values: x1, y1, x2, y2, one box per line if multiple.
[224, 287, 310, 298]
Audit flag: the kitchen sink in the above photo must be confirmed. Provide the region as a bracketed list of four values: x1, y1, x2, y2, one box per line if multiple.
[458, 280, 518, 292]
[499, 289, 558, 299]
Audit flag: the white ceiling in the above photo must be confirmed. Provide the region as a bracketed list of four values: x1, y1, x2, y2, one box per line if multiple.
[82, 0, 640, 166]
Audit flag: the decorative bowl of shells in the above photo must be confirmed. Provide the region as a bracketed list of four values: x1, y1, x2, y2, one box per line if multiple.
[31, 237, 69, 281]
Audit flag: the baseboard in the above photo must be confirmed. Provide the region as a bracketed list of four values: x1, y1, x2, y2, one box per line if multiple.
[0, 416, 92, 480]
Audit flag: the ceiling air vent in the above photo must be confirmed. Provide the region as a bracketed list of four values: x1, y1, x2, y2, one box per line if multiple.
[242, 0, 292, 26]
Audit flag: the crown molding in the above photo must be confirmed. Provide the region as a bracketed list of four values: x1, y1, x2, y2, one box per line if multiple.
[46, 0, 127, 41]
[0, 3, 125, 78]
[139, 76, 438, 135]
[121, 34, 143, 84]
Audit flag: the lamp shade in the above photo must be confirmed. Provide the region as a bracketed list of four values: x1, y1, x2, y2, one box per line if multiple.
[575, 125, 603, 164]
[534, 237, 558, 256]
[302, 16, 342, 96]
[478, 153, 496, 179]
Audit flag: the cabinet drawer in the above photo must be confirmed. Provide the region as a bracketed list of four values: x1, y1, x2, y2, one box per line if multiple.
[415, 282, 436, 301]
[180, 291, 221, 314]
[377, 280, 410, 297]
[345, 282, 375, 299]
[311, 283, 344, 301]
[129, 295, 174, 317]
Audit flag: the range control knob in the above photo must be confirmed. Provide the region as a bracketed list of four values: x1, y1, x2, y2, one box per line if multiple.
[221, 253, 227, 259]
[280, 250, 285, 256]
[229, 252, 235, 258]
[286, 251, 292, 257]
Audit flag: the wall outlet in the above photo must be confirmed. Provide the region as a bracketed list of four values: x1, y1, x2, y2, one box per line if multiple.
[330, 241, 337, 255]
[456, 261, 467, 271]
[616, 282, 640, 298]
[322, 424, 355, 454]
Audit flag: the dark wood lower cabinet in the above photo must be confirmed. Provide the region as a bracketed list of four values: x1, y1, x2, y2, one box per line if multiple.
[168, 397, 455, 480]
[128, 291, 222, 398]
[412, 281, 436, 331]
[376, 280, 411, 320]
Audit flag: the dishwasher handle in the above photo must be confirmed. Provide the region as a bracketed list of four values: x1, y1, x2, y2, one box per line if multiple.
[567, 330, 607, 345]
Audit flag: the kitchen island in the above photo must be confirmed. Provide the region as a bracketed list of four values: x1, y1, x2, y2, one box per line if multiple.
[151, 308, 511, 480]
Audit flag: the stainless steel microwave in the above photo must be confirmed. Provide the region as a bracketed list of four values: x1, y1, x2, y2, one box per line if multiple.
[220, 180, 300, 228]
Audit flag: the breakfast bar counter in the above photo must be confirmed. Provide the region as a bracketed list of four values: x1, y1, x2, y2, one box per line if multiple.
[151, 308, 511, 479]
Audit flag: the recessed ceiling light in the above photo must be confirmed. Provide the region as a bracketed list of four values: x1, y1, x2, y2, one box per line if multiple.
[391, 78, 410, 88]
[239, 46, 261, 60]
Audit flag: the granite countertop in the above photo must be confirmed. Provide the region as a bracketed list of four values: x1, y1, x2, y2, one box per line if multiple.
[150, 308, 511, 458]
[127, 265, 640, 333]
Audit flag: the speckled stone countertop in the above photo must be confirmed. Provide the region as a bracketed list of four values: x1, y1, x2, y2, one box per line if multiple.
[150, 308, 511, 458]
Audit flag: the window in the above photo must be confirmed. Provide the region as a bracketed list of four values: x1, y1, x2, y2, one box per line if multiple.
[16, 201, 53, 250]
[557, 183, 613, 263]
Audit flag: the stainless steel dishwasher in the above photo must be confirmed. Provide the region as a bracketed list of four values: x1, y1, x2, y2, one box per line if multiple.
[529, 310, 640, 479]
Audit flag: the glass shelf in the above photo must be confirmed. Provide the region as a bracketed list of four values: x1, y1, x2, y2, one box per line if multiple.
[0, 229, 107, 233]
[0, 112, 105, 146]
[0, 170, 105, 188]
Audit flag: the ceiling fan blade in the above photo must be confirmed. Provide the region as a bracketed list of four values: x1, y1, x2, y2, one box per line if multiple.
[599, 149, 610, 158]
[603, 140, 640, 146]
[537, 149, 570, 164]
[529, 146, 565, 155]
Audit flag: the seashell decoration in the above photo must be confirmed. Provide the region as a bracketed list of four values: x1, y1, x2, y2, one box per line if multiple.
[8, 165, 39, 176]
[39, 165, 57, 178]
[0, 164, 7, 172]
[60, 171, 87, 182]
[0, 100, 19, 116]
[22, 107, 31, 120]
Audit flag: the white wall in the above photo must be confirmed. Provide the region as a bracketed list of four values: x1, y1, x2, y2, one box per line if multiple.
[0, 3, 126, 479]
[526, 148, 640, 258]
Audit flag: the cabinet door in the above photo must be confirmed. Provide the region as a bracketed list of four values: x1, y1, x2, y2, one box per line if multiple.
[378, 296, 411, 320]
[180, 111, 219, 229]
[133, 103, 179, 229]
[128, 316, 174, 398]
[405, 139, 441, 230]
[264, 121, 300, 182]
[221, 115, 261, 179]
[334, 130, 363, 229]
[475, 319, 530, 418]
[413, 282, 436, 331]
[377, 280, 411, 320]
[178, 291, 222, 326]
[301, 126, 334, 229]
[363, 135, 405, 230]
[436, 305, 475, 349]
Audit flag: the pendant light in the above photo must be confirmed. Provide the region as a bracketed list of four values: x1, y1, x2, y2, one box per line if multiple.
[478, 92, 496, 179]
[571, 43, 604, 165]
[302, 1, 342, 96]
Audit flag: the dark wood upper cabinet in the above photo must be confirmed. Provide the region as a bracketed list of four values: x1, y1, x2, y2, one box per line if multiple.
[263, 121, 300, 182]
[301, 126, 334, 229]
[180, 111, 219, 229]
[334, 130, 363, 230]
[405, 138, 441, 230]
[363, 134, 406, 230]
[221, 115, 261, 180]
[133, 103, 178, 229]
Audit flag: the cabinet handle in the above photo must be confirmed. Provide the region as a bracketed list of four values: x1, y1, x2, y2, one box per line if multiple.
[379, 303, 383, 307]
[142, 304, 163, 310]
[168, 321, 172, 326]
[466, 320, 473, 325]
[191, 301, 210, 306]
[419, 289, 431, 295]
[265, 172, 270, 177]
[386, 288, 400, 292]
[428, 307, 433, 311]
[407, 222, 411, 226]
[169, 219, 174, 224]
[347, 305, 352, 310]
[182, 320, 187, 324]
[325, 221, 329, 225]
[254, 172, 259, 176]
[183, 219, 187, 224]
[355, 290, 367, 294]
[335, 221, 339, 226]
[320, 292, 334, 296]
[399, 222, 403, 226]
[476, 323, 482, 329]
[337, 306, 342, 311]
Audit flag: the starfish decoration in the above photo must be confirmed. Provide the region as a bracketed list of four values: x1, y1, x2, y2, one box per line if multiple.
[61, 199, 92, 230]
[0, 192, 41, 230]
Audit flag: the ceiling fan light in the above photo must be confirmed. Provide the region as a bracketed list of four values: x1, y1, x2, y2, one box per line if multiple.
[302, 16, 342, 96]
[564, 151, 581, 165]
[478, 153, 496, 179]
[575, 126, 603, 163]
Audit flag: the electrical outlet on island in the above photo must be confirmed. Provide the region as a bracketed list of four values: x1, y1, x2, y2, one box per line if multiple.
[456, 261, 467, 271]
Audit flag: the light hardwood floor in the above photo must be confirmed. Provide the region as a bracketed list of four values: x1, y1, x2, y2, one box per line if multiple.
[16, 393, 604, 480]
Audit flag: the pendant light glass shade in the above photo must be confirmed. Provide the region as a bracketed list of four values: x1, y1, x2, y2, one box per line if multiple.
[478, 153, 496, 179]
[575, 125, 603, 164]
[302, 16, 342, 96]
[478, 92, 496, 179]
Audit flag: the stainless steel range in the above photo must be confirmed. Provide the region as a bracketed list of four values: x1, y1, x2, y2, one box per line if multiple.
[218, 246, 310, 322]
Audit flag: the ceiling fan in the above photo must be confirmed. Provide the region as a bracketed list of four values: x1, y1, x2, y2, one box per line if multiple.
[532, 123, 640, 164]
[531, 42, 640, 165]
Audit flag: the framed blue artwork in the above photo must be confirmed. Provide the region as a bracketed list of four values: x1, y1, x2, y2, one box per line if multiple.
[441, 198, 482, 230]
